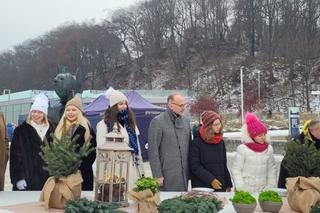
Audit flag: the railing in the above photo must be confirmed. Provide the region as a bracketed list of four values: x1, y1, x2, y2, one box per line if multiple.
[224, 139, 286, 155]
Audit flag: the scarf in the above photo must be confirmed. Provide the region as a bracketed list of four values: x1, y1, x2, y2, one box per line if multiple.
[30, 120, 49, 141]
[244, 142, 269, 152]
[199, 125, 223, 144]
[117, 109, 139, 155]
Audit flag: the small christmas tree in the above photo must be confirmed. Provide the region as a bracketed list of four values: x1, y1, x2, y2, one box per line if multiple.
[40, 133, 94, 178]
[282, 137, 320, 177]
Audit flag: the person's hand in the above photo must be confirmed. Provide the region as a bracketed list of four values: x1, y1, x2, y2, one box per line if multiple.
[157, 177, 164, 187]
[211, 179, 222, 190]
[16, 179, 27, 190]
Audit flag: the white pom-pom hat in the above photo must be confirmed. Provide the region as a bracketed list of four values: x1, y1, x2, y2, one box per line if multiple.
[30, 94, 49, 115]
[105, 87, 128, 108]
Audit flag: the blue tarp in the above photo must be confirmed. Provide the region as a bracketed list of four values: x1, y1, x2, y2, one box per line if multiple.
[84, 90, 165, 160]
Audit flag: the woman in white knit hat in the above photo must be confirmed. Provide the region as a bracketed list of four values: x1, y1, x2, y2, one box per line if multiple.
[10, 94, 55, 190]
[54, 95, 96, 190]
[96, 88, 145, 190]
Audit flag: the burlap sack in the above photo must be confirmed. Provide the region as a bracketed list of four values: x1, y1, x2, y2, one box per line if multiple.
[39, 171, 83, 209]
[286, 176, 320, 213]
[128, 189, 160, 213]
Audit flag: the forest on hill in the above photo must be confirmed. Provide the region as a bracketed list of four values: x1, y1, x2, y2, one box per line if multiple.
[0, 0, 320, 112]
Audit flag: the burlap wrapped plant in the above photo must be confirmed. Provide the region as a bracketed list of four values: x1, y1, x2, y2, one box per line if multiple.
[283, 138, 320, 213]
[128, 177, 160, 213]
[39, 134, 94, 209]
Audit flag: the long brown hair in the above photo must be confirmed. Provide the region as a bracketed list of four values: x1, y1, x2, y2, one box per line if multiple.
[103, 103, 136, 131]
[204, 119, 223, 141]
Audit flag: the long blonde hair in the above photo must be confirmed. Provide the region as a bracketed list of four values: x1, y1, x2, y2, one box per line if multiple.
[54, 106, 91, 141]
[27, 111, 49, 126]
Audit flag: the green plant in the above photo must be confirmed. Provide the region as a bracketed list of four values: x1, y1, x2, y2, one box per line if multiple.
[158, 192, 223, 213]
[310, 202, 320, 213]
[282, 138, 320, 177]
[64, 198, 126, 213]
[133, 176, 159, 195]
[258, 190, 282, 202]
[230, 191, 256, 204]
[40, 134, 94, 178]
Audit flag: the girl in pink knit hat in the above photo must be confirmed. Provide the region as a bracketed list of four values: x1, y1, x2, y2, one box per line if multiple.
[231, 112, 277, 192]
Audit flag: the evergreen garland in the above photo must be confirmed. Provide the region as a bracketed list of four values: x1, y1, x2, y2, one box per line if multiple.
[40, 133, 94, 178]
[158, 196, 223, 213]
[282, 137, 320, 177]
[310, 202, 320, 213]
[64, 198, 126, 213]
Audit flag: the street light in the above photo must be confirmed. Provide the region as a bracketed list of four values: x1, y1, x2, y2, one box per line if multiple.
[258, 70, 260, 106]
[3, 89, 11, 120]
[240, 66, 244, 125]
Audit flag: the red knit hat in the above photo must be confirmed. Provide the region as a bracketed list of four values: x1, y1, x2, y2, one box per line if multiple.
[245, 112, 267, 138]
[201, 111, 220, 127]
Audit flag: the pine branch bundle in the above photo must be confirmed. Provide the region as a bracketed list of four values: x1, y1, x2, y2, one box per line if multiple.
[283, 137, 320, 177]
[40, 133, 94, 178]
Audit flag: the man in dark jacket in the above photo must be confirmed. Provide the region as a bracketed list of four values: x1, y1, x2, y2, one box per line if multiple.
[148, 92, 191, 191]
[278, 119, 320, 188]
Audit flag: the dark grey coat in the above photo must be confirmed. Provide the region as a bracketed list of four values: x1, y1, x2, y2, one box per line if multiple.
[148, 110, 191, 191]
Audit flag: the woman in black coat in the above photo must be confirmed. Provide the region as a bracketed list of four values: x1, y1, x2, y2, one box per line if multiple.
[10, 94, 55, 191]
[54, 95, 96, 190]
[189, 111, 232, 192]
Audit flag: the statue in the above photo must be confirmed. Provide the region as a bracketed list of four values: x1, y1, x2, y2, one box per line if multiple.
[48, 66, 84, 123]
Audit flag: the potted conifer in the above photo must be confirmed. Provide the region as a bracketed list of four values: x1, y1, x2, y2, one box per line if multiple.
[258, 190, 283, 212]
[39, 134, 94, 209]
[230, 191, 257, 213]
[283, 138, 320, 213]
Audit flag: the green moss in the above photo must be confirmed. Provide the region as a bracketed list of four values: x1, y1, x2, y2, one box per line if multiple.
[230, 191, 256, 204]
[258, 190, 282, 202]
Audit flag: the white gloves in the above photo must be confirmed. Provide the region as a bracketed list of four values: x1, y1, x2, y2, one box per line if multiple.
[16, 179, 27, 190]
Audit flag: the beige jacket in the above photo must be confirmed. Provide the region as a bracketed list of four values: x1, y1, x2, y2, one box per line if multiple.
[0, 112, 9, 191]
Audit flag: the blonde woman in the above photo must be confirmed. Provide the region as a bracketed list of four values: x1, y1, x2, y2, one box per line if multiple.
[10, 94, 55, 190]
[55, 95, 96, 190]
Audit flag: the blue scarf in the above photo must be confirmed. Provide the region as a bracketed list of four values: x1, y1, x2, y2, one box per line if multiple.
[117, 109, 139, 154]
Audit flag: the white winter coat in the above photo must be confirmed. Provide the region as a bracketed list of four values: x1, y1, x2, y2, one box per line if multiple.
[96, 120, 145, 190]
[231, 124, 277, 193]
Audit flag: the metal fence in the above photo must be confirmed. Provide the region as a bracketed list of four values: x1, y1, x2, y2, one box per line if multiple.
[225, 139, 286, 155]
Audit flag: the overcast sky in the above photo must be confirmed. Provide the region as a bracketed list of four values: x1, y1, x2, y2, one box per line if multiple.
[0, 0, 138, 52]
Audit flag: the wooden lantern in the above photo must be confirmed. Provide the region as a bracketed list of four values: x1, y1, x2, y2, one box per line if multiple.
[94, 125, 132, 207]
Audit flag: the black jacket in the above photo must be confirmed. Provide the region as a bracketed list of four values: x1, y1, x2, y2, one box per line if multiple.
[10, 121, 55, 191]
[189, 126, 233, 191]
[70, 125, 96, 191]
[277, 133, 320, 188]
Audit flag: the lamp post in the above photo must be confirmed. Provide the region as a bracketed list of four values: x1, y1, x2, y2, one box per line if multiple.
[258, 70, 260, 106]
[240, 66, 244, 125]
[3, 89, 11, 120]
